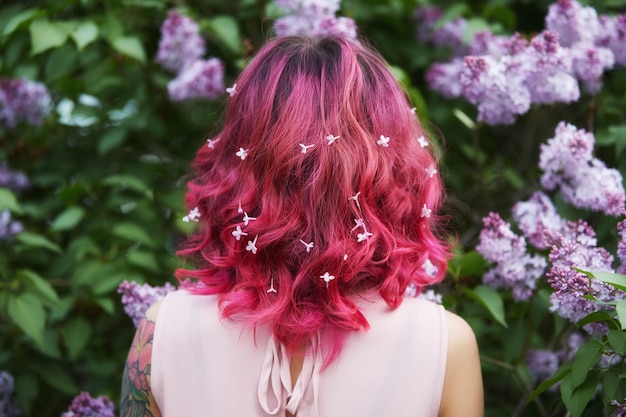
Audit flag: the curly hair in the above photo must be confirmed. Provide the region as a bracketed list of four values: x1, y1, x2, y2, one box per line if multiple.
[176, 35, 451, 367]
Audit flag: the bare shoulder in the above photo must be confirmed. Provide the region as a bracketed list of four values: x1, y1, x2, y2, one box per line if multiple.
[439, 311, 484, 417]
[146, 298, 164, 321]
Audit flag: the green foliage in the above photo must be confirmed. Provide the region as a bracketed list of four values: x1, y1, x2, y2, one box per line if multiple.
[1, 0, 626, 416]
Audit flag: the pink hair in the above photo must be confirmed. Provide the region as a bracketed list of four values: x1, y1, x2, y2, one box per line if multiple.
[176, 36, 451, 367]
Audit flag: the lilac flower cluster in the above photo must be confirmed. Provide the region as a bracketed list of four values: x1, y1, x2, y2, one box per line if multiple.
[274, 0, 357, 40]
[118, 280, 176, 327]
[476, 212, 546, 301]
[539, 122, 625, 216]
[155, 10, 224, 102]
[0, 162, 29, 192]
[61, 392, 115, 417]
[0, 210, 23, 242]
[0, 77, 52, 130]
[418, 1, 626, 125]
[0, 371, 21, 417]
[612, 398, 626, 417]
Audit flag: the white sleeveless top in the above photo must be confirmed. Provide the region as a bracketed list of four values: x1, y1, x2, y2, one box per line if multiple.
[151, 290, 448, 417]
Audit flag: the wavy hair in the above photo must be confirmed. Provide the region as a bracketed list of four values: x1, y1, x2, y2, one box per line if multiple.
[176, 36, 451, 366]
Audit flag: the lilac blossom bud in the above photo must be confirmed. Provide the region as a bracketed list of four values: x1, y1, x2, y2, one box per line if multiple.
[61, 392, 115, 417]
[0, 163, 29, 192]
[597, 15, 626, 67]
[0, 210, 22, 242]
[312, 16, 358, 40]
[424, 58, 465, 99]
[570, 43, 614, 94]
[155, 10, 206, 73]
[526, 349, 559, 381]
[118, 280, 176, 327]
[167, 59, 225, 102]
[414, 6, 467, 55]
[618, 219, 626, 274]
[476, 213, 546, 301]
[539, 122, 626, 216]
[0, 77, 52, 130]
[512, 192, 567, 250]
[545, 0, 600, 47]
[469, 31, 527, 57]
[611, 398, 626, 417]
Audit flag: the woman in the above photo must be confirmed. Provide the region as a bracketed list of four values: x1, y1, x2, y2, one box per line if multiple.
[121, 35, 483, 417]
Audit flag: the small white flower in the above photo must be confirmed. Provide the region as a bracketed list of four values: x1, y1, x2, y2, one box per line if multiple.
[182, 206, 201, 222]
[357, 231, 373, 242]
[246, 235, 258, 254]
[319, 272, 335, 288]
[351, 218, 366, 232]
[206, 137, 220, 149]
[410, 107, 417, 116]
[425, 164, 438, 178]
[377, 135, 390, 147]
[237, 201, 243, 214]
[299, 239, 314, 253]
[243, 212, 257, 226]
[226, 83, 237, 97]
[343, 253, 348, 261]
[236, 148, 249, 160]
[299, 143, 315, 154]
[326, 134, 340, 145]
[422, 259, 438, 277]
[267, 277, 277, 294]
[417, 136, 429, 148]
[232, 225, 248, 241]
[421, 204, 431, 218]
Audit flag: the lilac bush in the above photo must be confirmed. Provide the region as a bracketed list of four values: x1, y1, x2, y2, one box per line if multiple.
[0, 77, 51, 129]
[118, 280, 176, 327]
[274, 0, 357, 40]
[60, 392, 115, 417]
[0, 163, 29, 192]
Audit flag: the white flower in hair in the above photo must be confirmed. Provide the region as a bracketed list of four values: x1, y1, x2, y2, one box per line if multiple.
[319, 272, 335, 288]
[299, 143, 315, 154]
[326, 134, 340, 145]
[420, 204, 431, 218]
[232, 225, 248, 241]
[377, 135, 390, 147]
[349, 191, 361, 205]
[357, 231, 373, 242]
[343, 253, 348, 261]
[417, 136, 429, 148]
[246, 235, 258, 254]
[410, 107, 417, 116]
[237, 201, 243, 214]
[226, 83, 237, 97]
[206, 137, 220, 149]
[351, 218, 365, 232]
[267, 277, 277, 294]
[299, 239, 314, 253]
[243, 212, 256, 226]
[425, 164, 438, 178]
[182, 207, 201, 222]
[236, 148, 249, 160]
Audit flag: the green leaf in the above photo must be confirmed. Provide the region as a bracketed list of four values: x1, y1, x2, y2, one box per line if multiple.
[103, 174, 153, 199]
[607, 329, 626, 355]
[112, 222, 154, 247]
[207, 15, 242, 54]
[463, 285, 507, 327]
[561, 371, 600, 417]
[98, 127, 127, 155]
[8, 293, 45, 346]
[3, 8, 40, 36]
[29, 17, 69, 55]
[62, 317, 91, 359]
[95, 297, 115, 315]
[15, 371, 38, 416]
[127, 250, 159, 272]
[528, 364, 571, 403]
[0, 187, 23, 213]
[15, 231, 62, 253]
[44, 43, 78, 83]
[570, 338, 602, 389]
[589, 271, 626, 292]
[577, 310, 614, 327]
[70, 20, 98, 50]
[602, 368, 622, 406]
[110, 36, 146, 62]
[616, 299, 626, 330]
[50, 206, 85, 232]
[19, 269, 60, 305]
[35, 362, 79, 394]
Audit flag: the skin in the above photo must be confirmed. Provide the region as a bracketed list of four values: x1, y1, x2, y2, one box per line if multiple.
[120, 302, 483, 417]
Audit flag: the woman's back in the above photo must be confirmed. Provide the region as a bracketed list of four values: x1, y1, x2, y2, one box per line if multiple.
[151, 290, 448, 417]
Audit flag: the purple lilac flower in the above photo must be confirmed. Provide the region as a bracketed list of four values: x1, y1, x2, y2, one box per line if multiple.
[424, 58, 465, 99]
[0, 210, 23, 242]
[618, 219, 626, 274]
[0, 77, 52, 130]
[118, 280, 176, 327]
[526, 349, 560, 381]
[167, 59, 225, 102]
[512, 192, 567, 250]
[597, 15, 626, 67]
[469, 31, 527, 57]
[522, 31, 580, 105]
[417, 288, 443, 304]
[0, 371, 21, 417]
[61, 392, 115, 417]
[155, 10, 206, 73]
[0, 163, 29, 192]
[414, 6, 467, 55]
[274, 0, 357, 40]
[544, 225, 625, 335]
[476, 212, 546, 301]
[459, 55, 531, 125]
[545, 0, 599, 47]
[612, 398, 626, 417]
[570, 42, 614, 94]
[539, 122, 626, 216]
